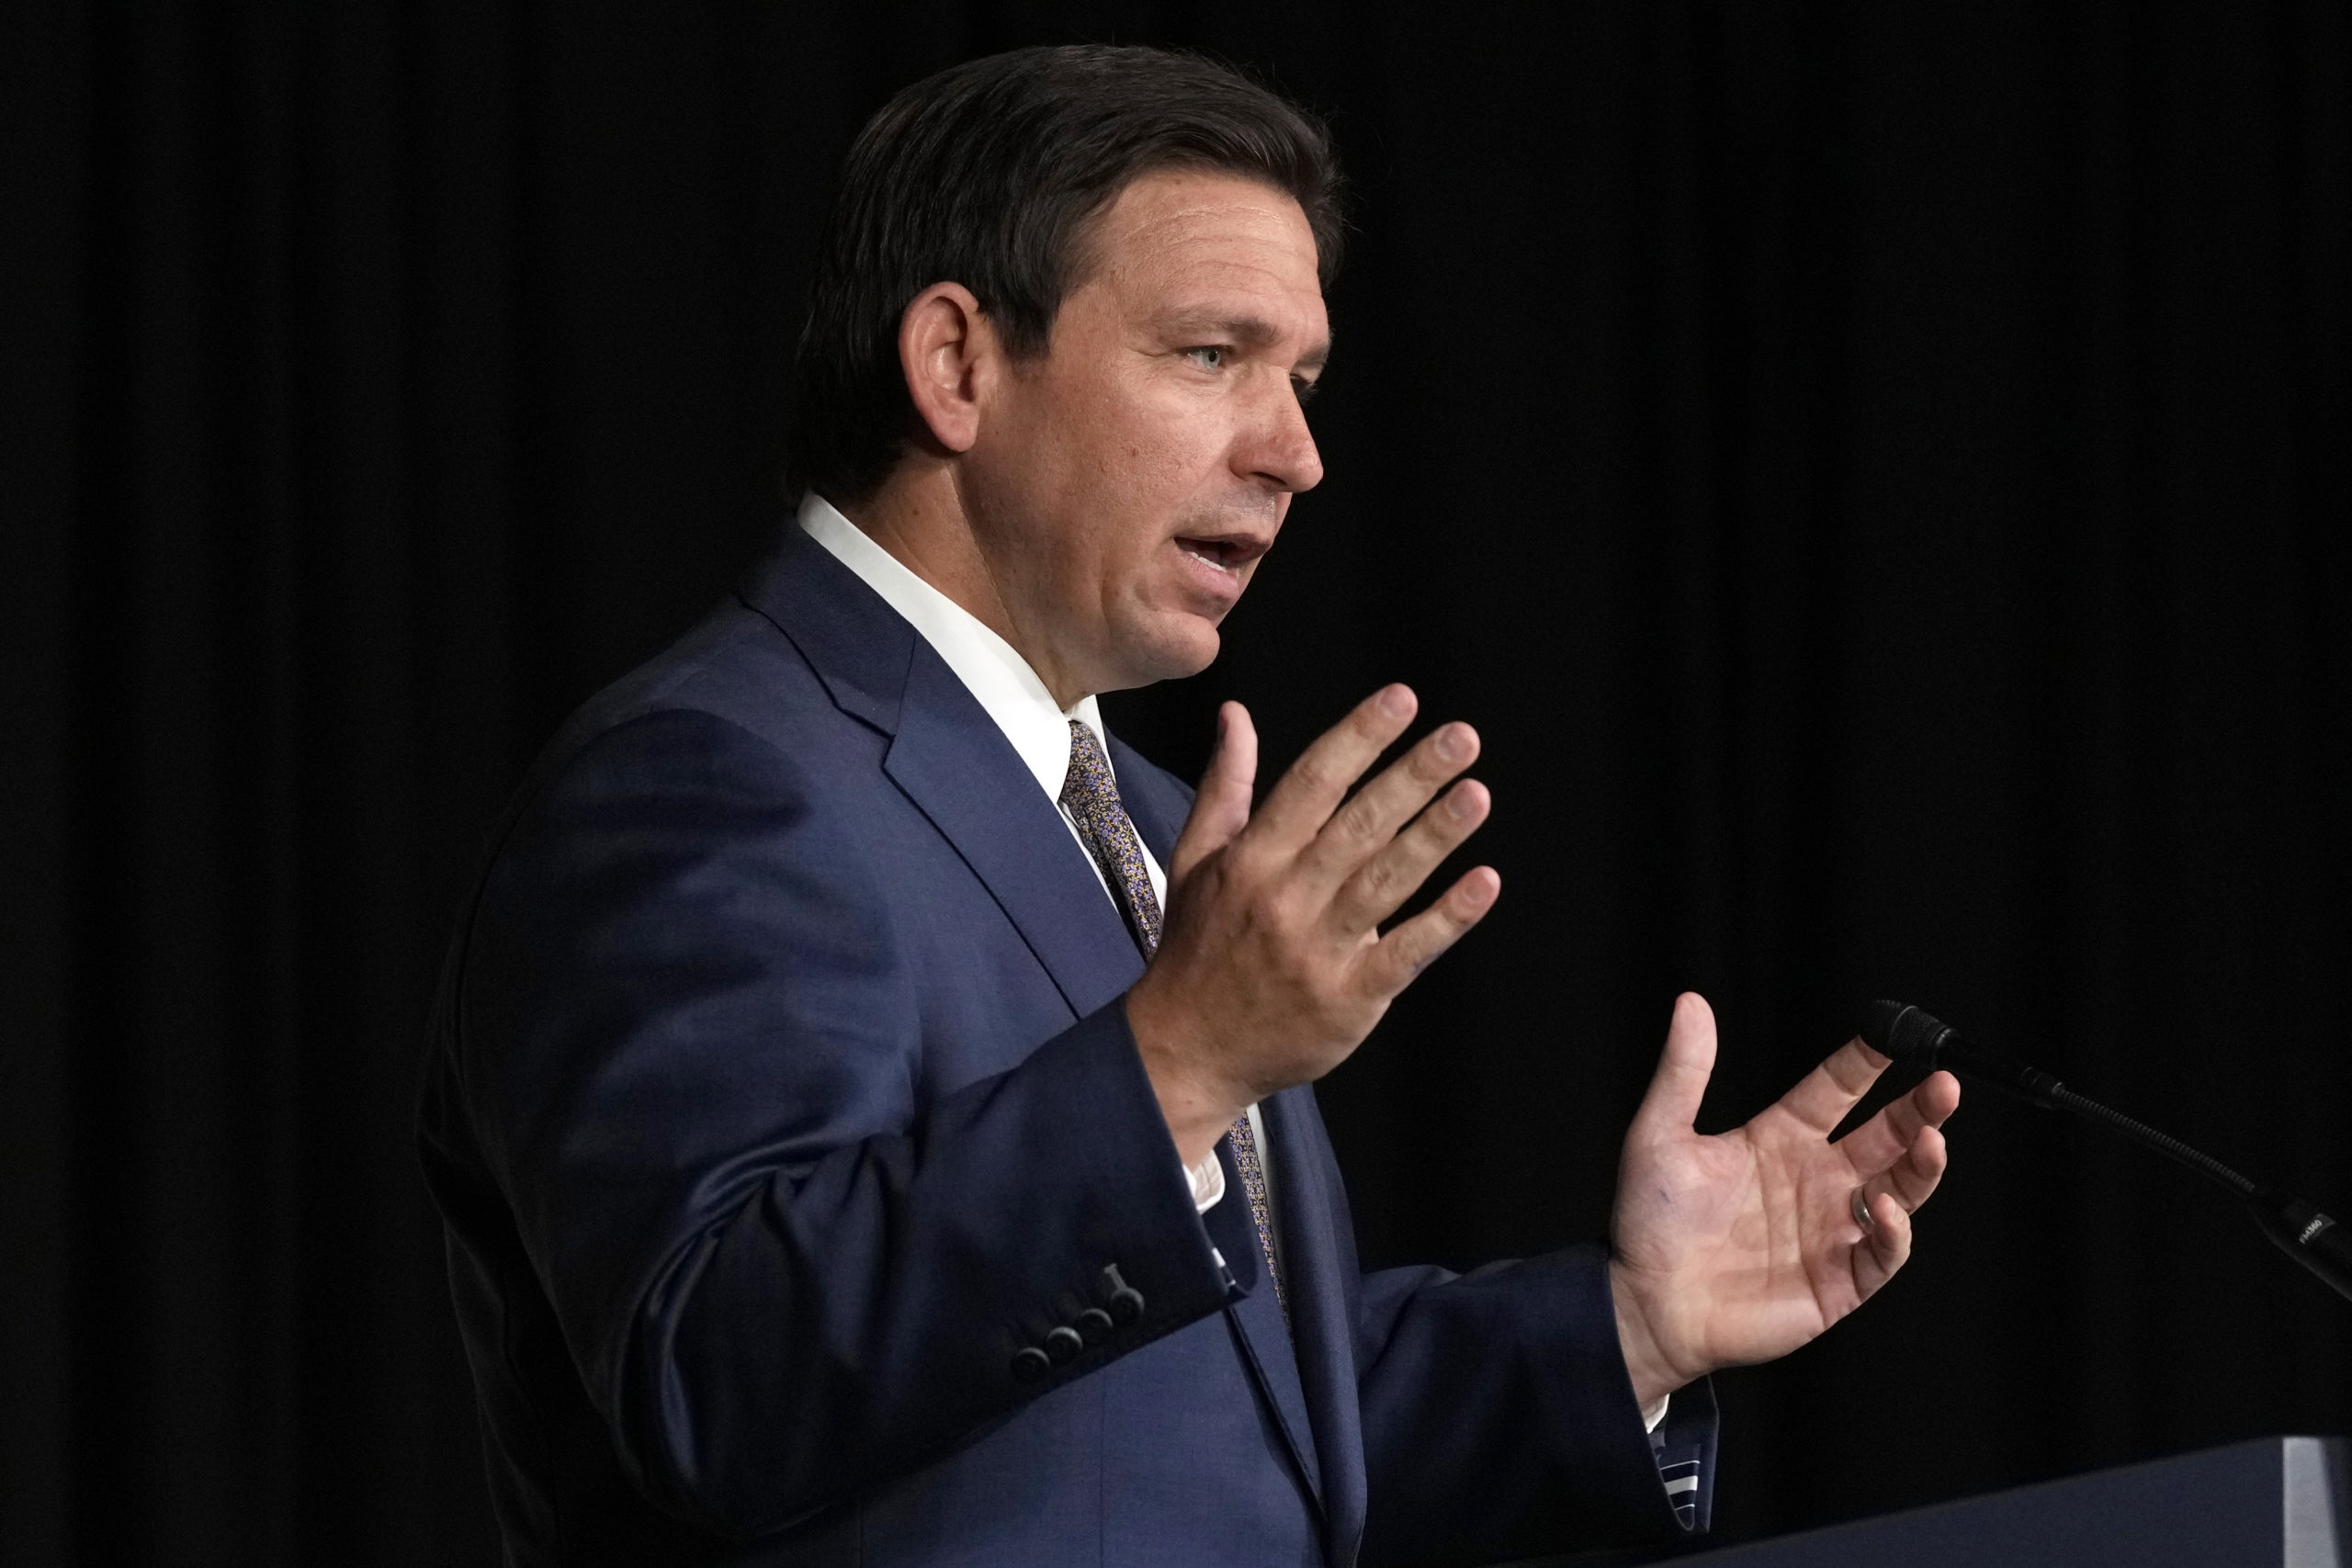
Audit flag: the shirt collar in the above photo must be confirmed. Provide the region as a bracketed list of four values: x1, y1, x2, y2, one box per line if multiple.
[797, 491, 1108, 802]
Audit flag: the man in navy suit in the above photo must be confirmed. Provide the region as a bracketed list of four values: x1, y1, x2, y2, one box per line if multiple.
[418, 44, 1962, 1567]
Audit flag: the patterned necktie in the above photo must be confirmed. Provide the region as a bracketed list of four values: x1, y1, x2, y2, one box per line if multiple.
[1058, 719, 1285, 1319]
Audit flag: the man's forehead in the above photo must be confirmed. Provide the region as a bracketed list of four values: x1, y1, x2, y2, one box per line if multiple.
[1090, 172, 1320, 275]
[1076, 175, 1324, 340]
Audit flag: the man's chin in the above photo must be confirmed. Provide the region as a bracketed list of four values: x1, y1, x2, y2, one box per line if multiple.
[1100, 616, 1222, 693]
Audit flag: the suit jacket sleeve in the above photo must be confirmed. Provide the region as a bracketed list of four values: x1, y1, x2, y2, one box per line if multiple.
[440, 706, 1232, 1537]
[1351, 1251, 1719, 1565]
[1242, 1089, 1717, 1566]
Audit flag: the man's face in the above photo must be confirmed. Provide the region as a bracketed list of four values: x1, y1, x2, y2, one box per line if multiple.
[959, 169, 1329, 696]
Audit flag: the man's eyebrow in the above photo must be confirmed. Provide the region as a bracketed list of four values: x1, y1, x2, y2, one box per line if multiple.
[1157, 310, 1333, 370]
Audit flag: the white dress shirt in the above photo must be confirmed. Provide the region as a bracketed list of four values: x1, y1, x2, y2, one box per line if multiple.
[798, 492, 1254, 1219]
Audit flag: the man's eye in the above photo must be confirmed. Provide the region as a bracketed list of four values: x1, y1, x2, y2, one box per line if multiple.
[1183, 345, 1226, 369]
[1292, 376, 1320, 403]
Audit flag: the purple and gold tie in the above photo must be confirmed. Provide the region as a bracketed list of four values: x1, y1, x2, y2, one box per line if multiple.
[1059, 719, 1285, 1318]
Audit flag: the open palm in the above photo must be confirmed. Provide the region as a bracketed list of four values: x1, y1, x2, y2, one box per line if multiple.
[1608, 993, 1962, 1406]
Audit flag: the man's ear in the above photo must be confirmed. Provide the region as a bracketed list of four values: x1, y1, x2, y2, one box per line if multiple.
[899, 282, 997, 455]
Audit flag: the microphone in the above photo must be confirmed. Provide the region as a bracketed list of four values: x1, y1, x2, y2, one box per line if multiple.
[1860, 1000, 2352, 1305]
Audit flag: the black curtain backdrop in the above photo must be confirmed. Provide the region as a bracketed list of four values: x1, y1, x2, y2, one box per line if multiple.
[6, 2, 2348, 1562]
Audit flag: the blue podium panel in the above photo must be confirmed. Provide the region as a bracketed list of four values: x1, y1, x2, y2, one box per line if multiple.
[1638, 1436, 2346, 1568]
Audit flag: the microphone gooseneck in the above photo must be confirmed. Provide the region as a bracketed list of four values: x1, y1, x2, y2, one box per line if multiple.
[2041, 1083, 2257, 1199]
[1860, 1000, 2352, 1304]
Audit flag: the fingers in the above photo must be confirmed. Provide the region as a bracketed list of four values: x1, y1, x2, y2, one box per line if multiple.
[1629, 993, 1719, 1141]
[1846, 1107, 1951, 1301]
[1248, 684, 1419, 848]
[1836, 1068, 1961, 1181]
[1329, 776, 1491, 931]
[1356, 865, 1500, 993]
[1242, 685, 1492, 941]
[1776, 1037, 1894, 1135]
[1300, 718, 1482, 894]
[1849, 1188, 1914, 1299]
[1883, 1123, 1950, 1211]
[1849, 1118, 1950, 1214]
[1170, 702, 1258, 882]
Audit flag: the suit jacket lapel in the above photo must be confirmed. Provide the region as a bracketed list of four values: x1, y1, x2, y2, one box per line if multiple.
[1261, 1088, 1370, 1563]
[884, 650, 1145, 1018]
[1114, 736, 1363, 1540]
[740, 529, 1143, 1020]
[1205, 1131, 1328, 1518]
[739, 522, 910, 735]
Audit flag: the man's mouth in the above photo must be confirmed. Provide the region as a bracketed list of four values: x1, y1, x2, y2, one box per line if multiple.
[1174, 534, 1270, 576]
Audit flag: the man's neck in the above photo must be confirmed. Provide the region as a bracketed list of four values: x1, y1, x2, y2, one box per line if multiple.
[829, 467, 1086, 709]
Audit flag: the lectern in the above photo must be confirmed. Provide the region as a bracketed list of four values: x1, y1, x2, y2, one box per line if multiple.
[1530, 1436, 2346, 1568]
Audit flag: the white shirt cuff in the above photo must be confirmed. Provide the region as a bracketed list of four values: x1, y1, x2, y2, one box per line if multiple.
[1185, 1148, 1226, 1213]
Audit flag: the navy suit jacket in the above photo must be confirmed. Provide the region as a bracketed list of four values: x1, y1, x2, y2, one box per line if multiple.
[418, 524, 1717, 1566]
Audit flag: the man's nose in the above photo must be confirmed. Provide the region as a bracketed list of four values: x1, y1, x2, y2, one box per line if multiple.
[1242, 379, 1324, 495]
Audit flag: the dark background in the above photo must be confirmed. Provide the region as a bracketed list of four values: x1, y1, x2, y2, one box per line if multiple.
[6, 1, 2347, 1562]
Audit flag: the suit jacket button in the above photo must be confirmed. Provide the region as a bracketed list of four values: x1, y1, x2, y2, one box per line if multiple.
[1011, 1347, 1052, 1382]
[1074, 1307, 1114, 1345]
[1043, 1325, 1084, 1363]
[1101, 1264, 1146, 1324]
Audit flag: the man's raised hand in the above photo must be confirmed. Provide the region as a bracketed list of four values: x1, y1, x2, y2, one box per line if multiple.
[1607, 994, 1962, 1410]
[1125, 686, 1498, 1167]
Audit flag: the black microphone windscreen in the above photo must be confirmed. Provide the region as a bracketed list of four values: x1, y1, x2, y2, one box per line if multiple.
[1861, 999, 1953, 1066]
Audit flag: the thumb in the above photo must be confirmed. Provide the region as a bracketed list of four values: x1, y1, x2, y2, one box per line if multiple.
[1631, 991, 1718, 1140]
[1170, 702, 1257, 882]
